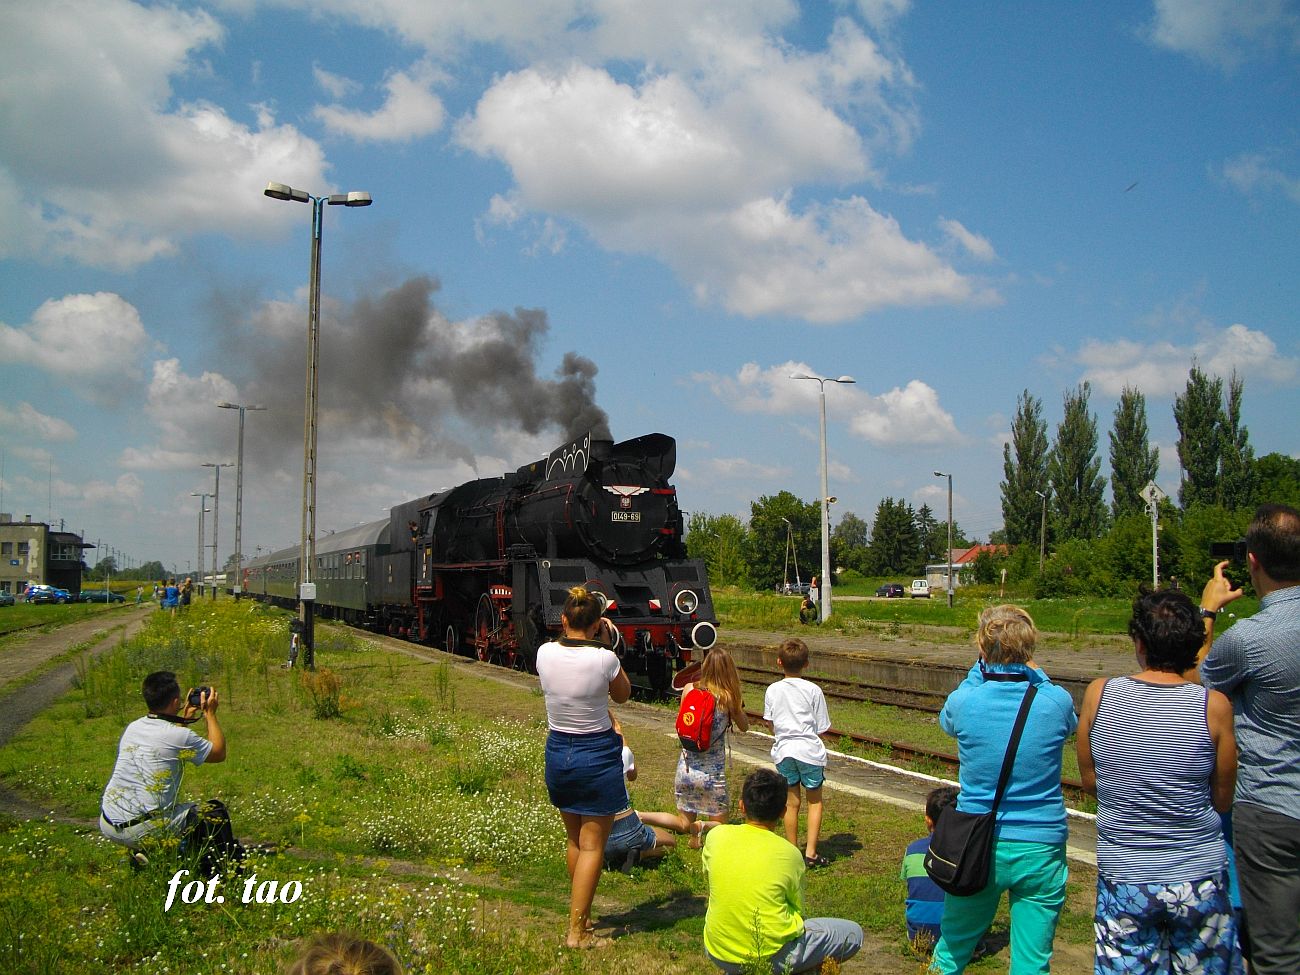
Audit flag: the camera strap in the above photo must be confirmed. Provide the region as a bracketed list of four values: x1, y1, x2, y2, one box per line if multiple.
[148, 712, 200, 726]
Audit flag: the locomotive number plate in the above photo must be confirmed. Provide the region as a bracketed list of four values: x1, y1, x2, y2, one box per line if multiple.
[610, 511, 642, 522]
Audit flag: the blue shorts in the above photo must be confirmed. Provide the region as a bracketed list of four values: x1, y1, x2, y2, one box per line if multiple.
[605, 810, 656, 858]
[777, 757, 825, 790]
[545, 728, 626, 816]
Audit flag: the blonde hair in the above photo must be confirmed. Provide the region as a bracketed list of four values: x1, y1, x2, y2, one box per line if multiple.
[697, 648, 743, 717]
[285, 934, 403, 975]
[976, 605, 1037, 664]
[562, 586, 604, 633]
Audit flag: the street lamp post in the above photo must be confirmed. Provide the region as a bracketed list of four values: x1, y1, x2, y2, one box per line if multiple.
[201, 462, 232, 599]
[190, 493, 211, 595]
[790, 373, 855, 623]
[217, 402, 267, 601]
[264, 181, 372, 668]
[934, 471, 955, 608]
[1035, 489, 1048, 574]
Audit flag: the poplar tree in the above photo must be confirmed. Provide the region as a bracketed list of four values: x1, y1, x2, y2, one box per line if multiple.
[1109, 386, 1159, 519]
[1174, 365, 1224, 508]
[1001, 390, 1050, 545]
[1218, 371, 1255, 510]
[1049, 382, 1108, 540]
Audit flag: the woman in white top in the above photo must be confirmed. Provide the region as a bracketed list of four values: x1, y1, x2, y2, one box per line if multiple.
[536, 586, 631, 949]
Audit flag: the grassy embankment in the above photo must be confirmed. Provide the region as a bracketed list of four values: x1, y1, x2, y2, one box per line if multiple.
[0, 600, 1099, 974]
[0, 601, 132, 638]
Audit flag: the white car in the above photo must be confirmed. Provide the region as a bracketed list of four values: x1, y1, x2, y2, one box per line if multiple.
[909, 579, 931, 598]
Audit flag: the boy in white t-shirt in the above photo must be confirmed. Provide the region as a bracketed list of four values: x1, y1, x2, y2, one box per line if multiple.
[763, 638, 833, 868]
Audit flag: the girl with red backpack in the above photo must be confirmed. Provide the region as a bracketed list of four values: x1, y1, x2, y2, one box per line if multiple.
[670, 648, 749, 846]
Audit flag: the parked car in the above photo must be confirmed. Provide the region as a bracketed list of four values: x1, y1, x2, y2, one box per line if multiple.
[909, 579, 931, 599]
[875, 583, 906, 598]
[0, 591, 15, 607]
[26, 584, 73, 604]
[78, 589, 125, 603]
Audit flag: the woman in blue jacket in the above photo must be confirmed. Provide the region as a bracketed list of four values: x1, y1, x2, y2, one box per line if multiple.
[931, 605, 1079, 974]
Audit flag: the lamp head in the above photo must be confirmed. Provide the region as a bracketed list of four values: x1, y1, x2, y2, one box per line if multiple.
[328, 191, 372, 207]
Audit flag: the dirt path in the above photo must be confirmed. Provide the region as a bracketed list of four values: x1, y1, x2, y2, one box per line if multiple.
[0, 605, 154, 821]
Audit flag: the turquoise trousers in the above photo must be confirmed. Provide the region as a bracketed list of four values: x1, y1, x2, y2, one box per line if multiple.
[931, 838, 1068, 974]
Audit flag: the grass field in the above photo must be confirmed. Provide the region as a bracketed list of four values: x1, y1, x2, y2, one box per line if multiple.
[0, 601, 132, 638]
[0, 600, 1100, 974]
[716, 584, 1258, 644]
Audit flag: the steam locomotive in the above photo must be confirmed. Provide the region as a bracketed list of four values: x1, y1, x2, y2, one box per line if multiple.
[242, 431, 717, 691]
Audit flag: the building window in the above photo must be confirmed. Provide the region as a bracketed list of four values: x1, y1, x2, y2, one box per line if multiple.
[18, 542, 29, 555]
[0, 542, 10, 555]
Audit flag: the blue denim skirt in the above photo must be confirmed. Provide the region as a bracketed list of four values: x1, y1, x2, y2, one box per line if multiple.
[545, 727, 626, 816]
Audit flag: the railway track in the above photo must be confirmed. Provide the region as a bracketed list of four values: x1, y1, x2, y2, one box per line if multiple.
[736, 664, 946, 713]
[742, 706, 1090, 804]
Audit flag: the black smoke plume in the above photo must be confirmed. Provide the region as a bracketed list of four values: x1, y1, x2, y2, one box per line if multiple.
[223, 276, 611, 470]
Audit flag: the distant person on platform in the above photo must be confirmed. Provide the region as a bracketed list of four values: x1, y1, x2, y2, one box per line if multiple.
[1199, 503, 1300, 975]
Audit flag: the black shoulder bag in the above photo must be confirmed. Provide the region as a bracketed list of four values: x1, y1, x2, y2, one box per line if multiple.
[924, 682, 1038, 896]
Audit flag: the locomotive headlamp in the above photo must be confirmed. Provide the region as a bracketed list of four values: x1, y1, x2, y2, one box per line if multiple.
[674, 589, 700, 614]
[691, 621, 718, 650]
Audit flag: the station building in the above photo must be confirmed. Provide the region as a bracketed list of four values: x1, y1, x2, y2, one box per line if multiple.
[0, 514, 90, 595]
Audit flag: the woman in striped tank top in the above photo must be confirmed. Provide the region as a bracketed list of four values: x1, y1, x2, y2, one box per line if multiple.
[1077, 587, 1239, 974]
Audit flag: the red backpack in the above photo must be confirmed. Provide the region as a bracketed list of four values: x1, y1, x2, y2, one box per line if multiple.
[676, 686, 718, 752]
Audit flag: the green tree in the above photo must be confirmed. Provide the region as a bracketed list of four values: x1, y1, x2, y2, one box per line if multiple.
[1254, 452, 1300, 506]
[90, 556, 119, 576]
[868, 498, 922, 575]
[832, 511, 871, 576]
[1218, 371, 1255, 510]
[914, 503, 943, 564]
[1001, 390, 1051, 545]
[832, 511, 869, 550]
[1048, 382, 1108, 541]
[134, 560, 166, 581]
[686, 512, 752, 589]
[1109, 386, 1159, 520]
[744, 492, 820, 591]
[1174, 365, 1224, 509]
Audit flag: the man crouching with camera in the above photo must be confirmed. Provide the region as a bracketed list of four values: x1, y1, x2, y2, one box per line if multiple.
[100, 671, 241, 875]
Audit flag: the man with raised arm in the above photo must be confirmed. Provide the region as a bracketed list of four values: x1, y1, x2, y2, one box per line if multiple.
[1199, 503, 1300, 975]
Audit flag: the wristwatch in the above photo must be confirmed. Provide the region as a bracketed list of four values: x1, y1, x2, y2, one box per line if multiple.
[1200, 607, 1218, 620]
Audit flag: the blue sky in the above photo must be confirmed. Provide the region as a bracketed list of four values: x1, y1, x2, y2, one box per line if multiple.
[1, 0, 1297, 574]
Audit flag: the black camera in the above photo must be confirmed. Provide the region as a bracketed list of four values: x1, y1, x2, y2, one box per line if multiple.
[1209, 540, 1248, 564]
[187, 686, 212, 708]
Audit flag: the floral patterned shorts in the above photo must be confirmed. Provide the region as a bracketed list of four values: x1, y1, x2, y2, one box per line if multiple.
[1094, 873, 1243, 974]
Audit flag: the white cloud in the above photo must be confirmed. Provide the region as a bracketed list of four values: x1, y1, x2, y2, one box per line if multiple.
[1075, 323, 1299, 397]
[693, 361, 961, 446]
[0, 293, 152, 404]
[939, 217, 997, 262]
[312, 60, 447, 143]
[0, 0, 330, 269]
[456, 21, 988, 322]
[0, 403, 77, 443]
[702, 457, 791, 481]
[850, 0, 912, 32]
[118, 446, 209, 472]
[1144, 0, 1300, 70]
[145, 358, 240, 448]
[846, 379, 962, 446]
[80, 473, 146, 507]
[313, 64, 362, 100]
[1222, 151, 1300, 204]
